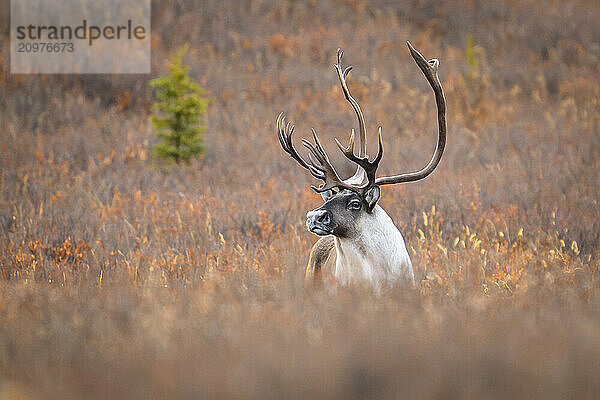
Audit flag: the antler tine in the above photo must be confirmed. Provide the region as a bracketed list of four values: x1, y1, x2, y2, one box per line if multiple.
[301, 130, 349, 193]
[335, 127, 384, 186]
[335, 48, 367, 158]
[335, 129, 355, 159]
[374, 42, 446, 186]
[277, 112, 312, 172]
[310, 128, 329, 162]
[277, 112, 355, 193]
[373, 127, 384, 165]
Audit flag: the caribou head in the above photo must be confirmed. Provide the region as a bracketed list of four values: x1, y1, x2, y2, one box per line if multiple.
[277, 42, 446, 287]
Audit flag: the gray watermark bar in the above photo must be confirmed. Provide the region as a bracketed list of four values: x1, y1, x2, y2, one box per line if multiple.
[11, 0, 150, 74]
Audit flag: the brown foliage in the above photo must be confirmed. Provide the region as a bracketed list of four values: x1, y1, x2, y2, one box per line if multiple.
[0, 0, 599, 398]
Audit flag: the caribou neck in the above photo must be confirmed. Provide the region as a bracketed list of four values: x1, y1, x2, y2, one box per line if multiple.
[333, 205, 414, 288]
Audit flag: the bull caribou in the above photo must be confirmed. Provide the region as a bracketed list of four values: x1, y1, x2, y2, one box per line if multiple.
[276, 42, 446, 288]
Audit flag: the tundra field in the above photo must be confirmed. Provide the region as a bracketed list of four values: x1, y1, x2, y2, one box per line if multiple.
[1, 0, 600, 398]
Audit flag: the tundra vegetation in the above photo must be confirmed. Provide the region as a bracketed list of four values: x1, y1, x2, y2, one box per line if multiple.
[0, 1, 599, 399]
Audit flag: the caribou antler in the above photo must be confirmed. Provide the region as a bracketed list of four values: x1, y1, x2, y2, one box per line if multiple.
[278, 112, 345, 192]
[374, 42, 446, 186]
[335, 127, 383, 188]
[277, 111, 373, 194]
[276, 42, 446, 195]
[334, 48, 367, 158]
[277, 112, 311, 171]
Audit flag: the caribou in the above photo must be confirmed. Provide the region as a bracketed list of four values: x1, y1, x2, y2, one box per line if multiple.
[276, 42, 446, 288]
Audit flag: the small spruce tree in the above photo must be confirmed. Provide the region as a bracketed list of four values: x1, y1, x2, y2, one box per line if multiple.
[150, 45, 210, 164]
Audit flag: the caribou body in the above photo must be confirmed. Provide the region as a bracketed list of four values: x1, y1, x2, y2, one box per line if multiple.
[277, 42, 446, 288]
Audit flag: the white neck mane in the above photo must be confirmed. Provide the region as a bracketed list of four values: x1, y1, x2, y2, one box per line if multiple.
[333, 205, 414, 288]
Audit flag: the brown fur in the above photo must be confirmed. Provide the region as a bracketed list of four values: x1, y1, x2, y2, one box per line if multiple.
[305, 236, 336, 281]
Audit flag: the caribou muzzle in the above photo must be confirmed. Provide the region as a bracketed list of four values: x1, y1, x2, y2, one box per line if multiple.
[306, 209, 333, 236]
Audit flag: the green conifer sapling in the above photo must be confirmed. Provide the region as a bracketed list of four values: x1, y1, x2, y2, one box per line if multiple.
[150, 45, 210, 163]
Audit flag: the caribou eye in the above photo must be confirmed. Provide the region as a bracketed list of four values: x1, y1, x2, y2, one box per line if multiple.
[348, 199, 361, 210]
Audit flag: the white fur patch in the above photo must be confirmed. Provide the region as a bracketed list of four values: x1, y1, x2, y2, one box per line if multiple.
[333, 205, 414, 289]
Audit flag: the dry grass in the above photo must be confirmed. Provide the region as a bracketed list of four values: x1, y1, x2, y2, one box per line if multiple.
[1, 0, 600, 398]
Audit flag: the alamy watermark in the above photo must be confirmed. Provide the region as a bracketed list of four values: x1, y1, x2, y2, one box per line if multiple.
[11, 0, 150, 73]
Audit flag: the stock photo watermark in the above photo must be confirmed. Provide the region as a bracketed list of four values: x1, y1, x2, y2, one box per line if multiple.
[11, 0, 150, 73]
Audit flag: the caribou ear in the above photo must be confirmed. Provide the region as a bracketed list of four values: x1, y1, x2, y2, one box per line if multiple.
[363, 186, 381, 212]
[320, 189, 334, 201]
